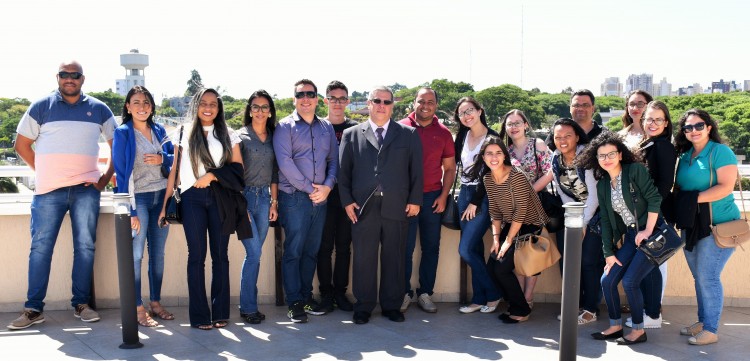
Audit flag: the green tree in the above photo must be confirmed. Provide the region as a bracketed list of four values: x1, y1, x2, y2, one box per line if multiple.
[0, 98, 30, 147]
[475, 84, 544, 129]
[0, 177, 19, 193]
[720, 102, 750, 153]
[156, 106, 178, 117]
[88, 89, 125, 115]
[185, 70, 203, 97]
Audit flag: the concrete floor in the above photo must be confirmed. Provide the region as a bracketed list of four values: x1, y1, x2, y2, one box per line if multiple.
[1, 302, 747, 360]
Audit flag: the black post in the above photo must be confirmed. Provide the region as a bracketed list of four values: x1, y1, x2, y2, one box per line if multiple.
[272, 221, 285, 306]
[114, 194, 143, 349]
[559, 202, 586, 361]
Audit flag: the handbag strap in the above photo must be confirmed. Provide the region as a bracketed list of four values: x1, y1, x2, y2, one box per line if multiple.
[707, 147, 747, 225]
[172, 125, 184, 192]
[449, 163, 459, 197]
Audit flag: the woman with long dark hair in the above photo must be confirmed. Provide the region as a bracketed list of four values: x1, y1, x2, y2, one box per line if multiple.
[498, 109, 554, 308]
[578, 132, 662, 345]
[237, 90, 278, 324]
[466, 136, 548, 323]
[113, 86, 174, 327]
[673, 109, 739, 345]
[619, 90, 654, 149]
[453, 97, 501, 314]
[160, 88, 244, 330]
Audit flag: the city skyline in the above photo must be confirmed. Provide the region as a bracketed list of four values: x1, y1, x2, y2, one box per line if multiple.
[1, 0, 749, 101]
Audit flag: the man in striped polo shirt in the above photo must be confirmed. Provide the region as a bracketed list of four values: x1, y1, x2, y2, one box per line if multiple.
[8, 61, 117, 330]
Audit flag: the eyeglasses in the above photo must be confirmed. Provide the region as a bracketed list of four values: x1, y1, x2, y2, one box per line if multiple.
[597, 151, 619, 161]
[250, 104, 270, 113]
[58, 71, 83, 80]
[294, 91, 317, 99]
[682, 122, 706, 133]
[628, 101, 647, 109]
[645, 117, 666, 126]
[571, 103, 592, 109]
[327, 96, 349, 104]
[458, 108, 476, 118]
[371, 98, 394, 105]
[505, 121, 524, 128]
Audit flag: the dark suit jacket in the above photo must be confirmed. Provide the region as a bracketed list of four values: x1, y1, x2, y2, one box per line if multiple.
[338, 120, 423, 222]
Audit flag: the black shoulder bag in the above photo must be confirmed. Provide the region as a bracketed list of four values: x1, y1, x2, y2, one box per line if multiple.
[164, 125, 184, 224]
[630, 179, 683, 265]
[441, 171, 461, 230]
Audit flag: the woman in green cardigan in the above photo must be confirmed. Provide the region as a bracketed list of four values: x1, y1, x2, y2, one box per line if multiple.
[577, 131, 662, 345]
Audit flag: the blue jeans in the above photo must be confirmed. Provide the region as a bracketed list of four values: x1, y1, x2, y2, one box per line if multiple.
[133, 189, 170, 307]
[457, 184, 499, 305]
[181, 187, 230, 327]
[26, 184, 101, 311]
[405, 190, 443, 296]
[278, 191, 327, 305]
[683, 233, 735, 333]
[239, 186, 271, 314]
[600, 225, 658, 330]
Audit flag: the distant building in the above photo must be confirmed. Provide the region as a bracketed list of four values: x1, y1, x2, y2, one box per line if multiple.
[677, 83, 704, 96]
[599, 109, 626, 125]
[168, 96, 192, 116]
[625, 73, 654, 95]
[745, 80, 750, 92]
[653, 77, 672, 97]
[600, 77, 622, 97]
[711, 79, 738, 93]
[115, 49, 149, 96]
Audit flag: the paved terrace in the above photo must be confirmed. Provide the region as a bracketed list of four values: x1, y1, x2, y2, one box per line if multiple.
[1, 303, 747, 360]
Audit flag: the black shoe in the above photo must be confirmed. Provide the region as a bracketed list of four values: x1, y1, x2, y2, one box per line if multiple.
[353, 311, 370, 324]
[244, 312, 264, 324]
[591, 329, 624, 340]
[498, 313, 529, 324]
[240, 311, 266, 320]
[314, 296, 335, 314]
[616, 332, 647, 345]
[288, 301, 308, 323]
[304, 297, 325, 316]
[334, 293, 354, 312]
[382, 310, 405, 322]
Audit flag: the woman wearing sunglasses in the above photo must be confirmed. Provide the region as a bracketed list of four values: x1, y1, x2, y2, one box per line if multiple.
[624, 101, 677, 330]
[673, 109, 740, 345]
[619, 90, 654, 149]
[578, 131, 662, 345]
[498, 109, 554, 309]
[236, 90, 279, 324]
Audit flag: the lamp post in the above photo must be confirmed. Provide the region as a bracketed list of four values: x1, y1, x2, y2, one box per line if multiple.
[559, 202, 586, 361]
[113, 193, 143, 349]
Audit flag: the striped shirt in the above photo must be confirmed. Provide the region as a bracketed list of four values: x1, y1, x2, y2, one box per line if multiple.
[484, 167, 548, 226]
[16, 91, 116, 194]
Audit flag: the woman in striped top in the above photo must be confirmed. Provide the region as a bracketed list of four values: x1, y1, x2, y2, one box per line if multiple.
[467, 136, 548, 323]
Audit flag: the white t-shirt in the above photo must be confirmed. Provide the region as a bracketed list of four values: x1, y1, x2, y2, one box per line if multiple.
[176, 124, 241, 192]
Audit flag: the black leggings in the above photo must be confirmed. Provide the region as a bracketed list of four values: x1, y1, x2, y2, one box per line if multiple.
[486, 223, 541, 317]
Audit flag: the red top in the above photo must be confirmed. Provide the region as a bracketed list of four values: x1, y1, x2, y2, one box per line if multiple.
[399, 113, 455, 193]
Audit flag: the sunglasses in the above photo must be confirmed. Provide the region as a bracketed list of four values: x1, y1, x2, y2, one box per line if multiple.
[58, 71, 83, 80]
[681, 122, 706, 133]
[371, 98, 394, 105]
[294, 91, 317, 99]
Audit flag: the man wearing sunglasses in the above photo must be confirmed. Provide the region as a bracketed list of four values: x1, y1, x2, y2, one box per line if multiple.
[338, 86, 424, 324]
[398, 87, 456, 313]
[273, 79, 338, 323]
[313, 81, 358, 314]
[9, 61, 117, 330]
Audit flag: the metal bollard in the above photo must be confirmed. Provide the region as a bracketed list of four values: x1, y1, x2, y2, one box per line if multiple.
[559, 202, 586, 361]
[113, 194, 143, 349]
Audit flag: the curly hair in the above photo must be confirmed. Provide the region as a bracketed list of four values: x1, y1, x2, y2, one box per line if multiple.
[547, 118, 589, 152]
[674, 108, 724, 154]
[576, 131, 641, 180]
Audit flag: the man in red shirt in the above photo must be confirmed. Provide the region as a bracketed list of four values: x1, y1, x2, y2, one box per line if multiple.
[399, 87, 456, 313]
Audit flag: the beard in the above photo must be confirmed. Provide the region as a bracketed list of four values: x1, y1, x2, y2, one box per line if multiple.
[59, 86, 81, 98]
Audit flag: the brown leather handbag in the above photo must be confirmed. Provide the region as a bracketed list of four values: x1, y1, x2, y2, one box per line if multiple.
[513, 233, 561, 277]
[709, 159, 749, 250]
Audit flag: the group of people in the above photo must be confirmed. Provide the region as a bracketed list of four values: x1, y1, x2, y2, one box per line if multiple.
[6, 61, 742, 347]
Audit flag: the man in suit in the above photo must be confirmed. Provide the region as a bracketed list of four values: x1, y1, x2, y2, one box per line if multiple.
[338, 86, 423, 325]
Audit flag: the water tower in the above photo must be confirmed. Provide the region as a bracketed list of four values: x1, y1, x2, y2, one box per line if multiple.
[115, 49, 149, 96]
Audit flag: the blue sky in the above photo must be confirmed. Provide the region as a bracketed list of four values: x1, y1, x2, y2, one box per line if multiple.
[2, 0, 748, 101]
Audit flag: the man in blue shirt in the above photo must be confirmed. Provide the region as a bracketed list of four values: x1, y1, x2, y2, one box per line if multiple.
[273, 79, 338, 323]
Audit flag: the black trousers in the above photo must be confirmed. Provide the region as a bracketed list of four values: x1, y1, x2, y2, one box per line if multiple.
[317, 199, 352, 296]
[351, 196, 408, 313]
[486, 223, 541, 317]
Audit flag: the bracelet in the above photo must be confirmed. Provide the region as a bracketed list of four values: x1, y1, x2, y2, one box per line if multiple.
[270, 199, 278, 205]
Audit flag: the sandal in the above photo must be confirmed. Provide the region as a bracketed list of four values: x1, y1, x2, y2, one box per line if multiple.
[150, 302, 175, 320]
[137, 307, 159, 327]
[213, 320, 228, 328]
[196, 324, 213, 330]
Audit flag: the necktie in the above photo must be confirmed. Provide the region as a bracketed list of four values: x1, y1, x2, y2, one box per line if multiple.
[376, 127, 384, 147]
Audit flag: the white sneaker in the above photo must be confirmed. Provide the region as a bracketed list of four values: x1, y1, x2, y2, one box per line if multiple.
[625, 313, 662, 329]
[417, 293, 437, 313]
[400, 294, 412, 312]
